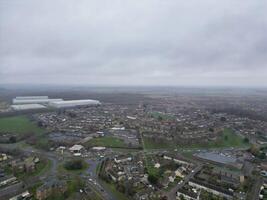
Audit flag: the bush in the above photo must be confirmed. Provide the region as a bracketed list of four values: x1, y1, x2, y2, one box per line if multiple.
[243, 137, 249, 143]
[64, 159, 84, 170]
[148, 174, 158, 185]
[9, 136, 17, 143]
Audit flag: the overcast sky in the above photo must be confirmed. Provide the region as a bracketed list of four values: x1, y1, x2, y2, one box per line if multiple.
[0, 0, 267, 87]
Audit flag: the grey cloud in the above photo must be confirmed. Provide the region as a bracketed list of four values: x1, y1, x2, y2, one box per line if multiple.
[0, 0, 267, 87]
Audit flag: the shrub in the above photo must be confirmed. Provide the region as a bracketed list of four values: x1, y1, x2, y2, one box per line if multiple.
[64, 159, 84, 170]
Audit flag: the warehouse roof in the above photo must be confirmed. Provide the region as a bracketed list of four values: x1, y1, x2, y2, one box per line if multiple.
[11, 104, 47, 110]
[49, 99, 100, 108]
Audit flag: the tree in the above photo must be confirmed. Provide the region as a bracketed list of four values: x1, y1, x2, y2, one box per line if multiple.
[64, 159, 84, 170]
[209, 128, 214, 132]
[148, 174, 158, 185]
[224, 135, 228, 141]
[243, 137, 249, 143]
[9, 136, 17, 143]
[259, 152, 266, 160]
[220, 117, 227, 122]
[179, 195, 186, 200]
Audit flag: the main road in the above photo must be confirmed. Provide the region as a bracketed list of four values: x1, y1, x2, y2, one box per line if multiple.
[85, 159, 117, 200]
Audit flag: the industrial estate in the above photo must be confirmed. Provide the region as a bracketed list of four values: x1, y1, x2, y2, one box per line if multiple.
[11, 96, 101, 111]
[0, 89, 267, 200]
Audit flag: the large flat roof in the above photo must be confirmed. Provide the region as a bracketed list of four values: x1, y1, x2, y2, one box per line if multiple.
[15, 96, 49, 100]
[51, 99, 100, 104]
[13, 98, 63, 104]
[11, 104, 47, 110]
[49, 99, 100, 108]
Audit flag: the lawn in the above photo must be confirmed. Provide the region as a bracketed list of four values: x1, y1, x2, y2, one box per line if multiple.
[0, 115, 44, 135]
[86, 136, 127, 148]
[33, 159, 53, 177]
[183, 128, 249, 149]
[143, 136, 174, 149]
[143, 128, 249, 150]
[149, 112, 175, 120]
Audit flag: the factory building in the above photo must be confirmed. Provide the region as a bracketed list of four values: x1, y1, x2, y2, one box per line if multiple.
[12, 97, 63, 105]
[15, 96, 49, 100]
[11, 96, 101, 110]
[49, 99, 101, 108]
[11, 104, 47, 111]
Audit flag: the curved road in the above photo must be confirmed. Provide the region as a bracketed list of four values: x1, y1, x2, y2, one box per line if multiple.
[86, 159, 117, 200]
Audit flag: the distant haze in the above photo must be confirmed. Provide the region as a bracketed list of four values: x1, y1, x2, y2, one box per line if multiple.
[0, 0, 267, 87]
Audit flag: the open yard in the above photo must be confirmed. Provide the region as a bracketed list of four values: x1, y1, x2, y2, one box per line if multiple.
[0, 115, 44, 135]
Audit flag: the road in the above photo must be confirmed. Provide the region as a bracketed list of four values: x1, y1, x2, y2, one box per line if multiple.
[1, 143, 59, 183]
[250, 176, 263, 200]
[2, 142, 117, 200]
[165, 164, 203, 200]
[0, 182, 24, 200]
[85, 159, 117, 200]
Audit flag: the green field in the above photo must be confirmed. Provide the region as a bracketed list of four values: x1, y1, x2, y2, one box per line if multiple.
[86, 136, 127, 148]
[143, 128, 249, 150]
[0, 116, 44, 135]
[143, 137, 173, 149]
[183, 128, 249, 149]
[149, 112, 175, 120]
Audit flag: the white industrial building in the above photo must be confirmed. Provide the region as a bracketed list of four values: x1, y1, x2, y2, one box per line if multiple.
[11, 96, 101, 110]
[13, 96, 63, 105]
[11, 104, 47, 111]
[15, 96, 49, 100]
[49, 99, 101, 108]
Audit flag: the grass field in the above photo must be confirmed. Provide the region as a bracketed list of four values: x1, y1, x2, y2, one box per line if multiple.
[0, 116, 44, 135]
[149, 111, 175, 120]
[143, 128, 249, 150]
[182, 128, 249, 149]
[86, 136, 127, 148]
[143, 137, 173, 149]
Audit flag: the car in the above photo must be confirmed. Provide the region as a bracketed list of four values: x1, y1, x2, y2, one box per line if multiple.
[261, 171, 267, 177]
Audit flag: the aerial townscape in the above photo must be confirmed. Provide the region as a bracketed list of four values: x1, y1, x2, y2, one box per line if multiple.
[1, 0, 267, 200]
[0, 87, 267, 200]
